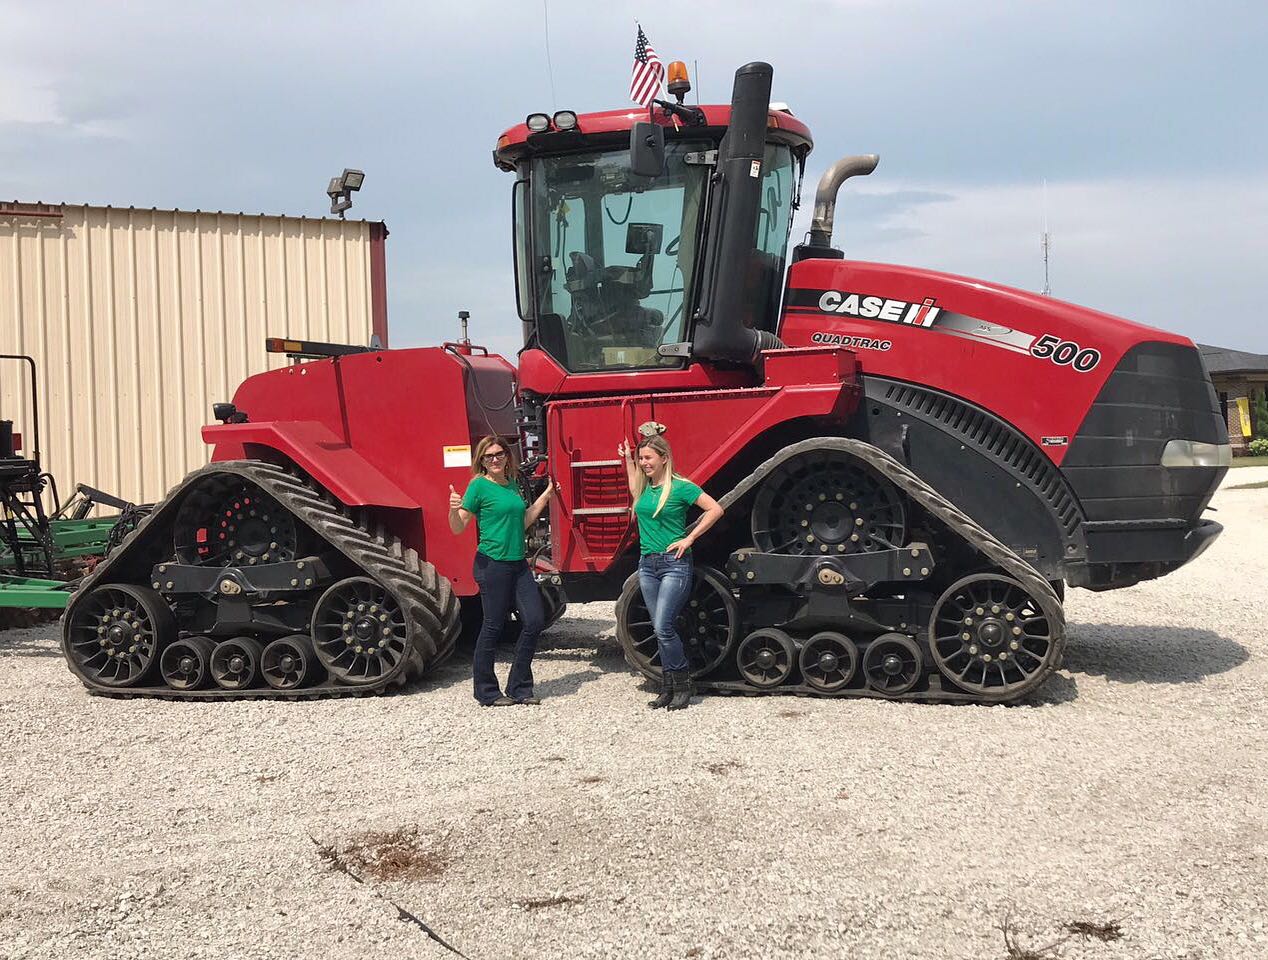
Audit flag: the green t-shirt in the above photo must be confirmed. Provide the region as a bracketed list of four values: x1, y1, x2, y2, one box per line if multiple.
[634, 477, 703, 555]
[461, 476, 527, 561]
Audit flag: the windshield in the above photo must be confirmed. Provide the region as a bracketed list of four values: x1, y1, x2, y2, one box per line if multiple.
[528, 142, 710, 371]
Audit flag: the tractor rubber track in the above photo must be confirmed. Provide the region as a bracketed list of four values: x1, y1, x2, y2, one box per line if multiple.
[624, 437, 1066, 705]
[61, 460, 461, 701]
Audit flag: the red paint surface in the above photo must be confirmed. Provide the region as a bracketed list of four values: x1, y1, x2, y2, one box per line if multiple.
[781, 259, 1194, 465]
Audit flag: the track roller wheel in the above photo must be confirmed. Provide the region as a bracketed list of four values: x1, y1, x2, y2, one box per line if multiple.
[799, 631, 858, 692]
[311, 576, 409, 685]
[736, 628, 797, 688]
[160, 636, 214, 690]
[862, 633, 922, 696]
[616, 565, 739, 681]
[928, 573, 1063, 699]
[64, 584, 174, 687]
[751, 450, 906, 556]
[211, 637, 263, 689]
[261, 635, 320, 691]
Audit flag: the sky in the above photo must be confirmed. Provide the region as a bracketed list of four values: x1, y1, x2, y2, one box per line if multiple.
[3, 0, 1266, 355]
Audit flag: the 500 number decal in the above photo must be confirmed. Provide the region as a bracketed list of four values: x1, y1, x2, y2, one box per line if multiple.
[1030, 334, 1101, 372]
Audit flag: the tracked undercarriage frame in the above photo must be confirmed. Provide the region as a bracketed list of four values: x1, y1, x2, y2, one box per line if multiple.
[61, 461, 461, 700]
[616, 438, 1066, 705]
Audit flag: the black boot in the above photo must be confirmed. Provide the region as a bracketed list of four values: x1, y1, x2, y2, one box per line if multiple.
[666, 670, 692, 711]
[648, 674, 673, 709]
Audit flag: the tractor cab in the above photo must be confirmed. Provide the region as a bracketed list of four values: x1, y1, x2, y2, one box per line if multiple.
[494, 64, 813, 390]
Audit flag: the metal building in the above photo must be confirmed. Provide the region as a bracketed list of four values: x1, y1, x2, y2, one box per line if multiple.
[0, 201, 388, 507]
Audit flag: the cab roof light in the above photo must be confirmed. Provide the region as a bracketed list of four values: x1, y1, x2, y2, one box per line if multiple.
[666, 61, 690, 103]
[526, 112, 552, 133]
[552, 110, 578, 131]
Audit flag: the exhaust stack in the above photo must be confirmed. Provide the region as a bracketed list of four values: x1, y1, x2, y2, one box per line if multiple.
[805, 154, 879, 251]
[691, 61, 781, 367]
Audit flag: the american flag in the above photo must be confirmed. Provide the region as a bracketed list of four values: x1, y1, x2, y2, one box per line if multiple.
[629, 25, 664, 107]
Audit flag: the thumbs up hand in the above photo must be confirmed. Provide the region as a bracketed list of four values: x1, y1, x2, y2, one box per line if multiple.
[448, 484, 463, 511]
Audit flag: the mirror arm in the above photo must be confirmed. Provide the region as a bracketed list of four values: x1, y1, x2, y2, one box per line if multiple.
[653, 100, 706, 126]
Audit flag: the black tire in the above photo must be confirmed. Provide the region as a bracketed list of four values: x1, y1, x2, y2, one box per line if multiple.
[64, 584, 174, 688]
[160, 636, 215, 691]
[616, 564, 739, 681]
[210, 637, 263, 690]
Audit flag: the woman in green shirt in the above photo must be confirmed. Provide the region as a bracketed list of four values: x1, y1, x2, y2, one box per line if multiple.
[619, 427, 724, 710]
[448, 436, 554, 706]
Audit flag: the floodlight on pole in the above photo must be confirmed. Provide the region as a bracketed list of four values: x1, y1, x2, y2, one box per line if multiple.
[326, 168, 366, 219]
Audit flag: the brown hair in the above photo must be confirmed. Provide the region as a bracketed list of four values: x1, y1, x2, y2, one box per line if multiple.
[471, 435, 519, 481]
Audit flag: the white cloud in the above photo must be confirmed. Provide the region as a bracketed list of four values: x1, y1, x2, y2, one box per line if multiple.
[0, 64, 64, 126]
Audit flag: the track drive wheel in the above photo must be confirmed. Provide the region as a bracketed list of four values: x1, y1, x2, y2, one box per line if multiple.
[751, 450, 906, 556]
[64, 584, 174, 687]
[799, 631, 858, 692]
[862, 633, 922, 696]
[160, 636, 214, 690]
[928, 573, 1063, 700]
[616, 565, 739, 681]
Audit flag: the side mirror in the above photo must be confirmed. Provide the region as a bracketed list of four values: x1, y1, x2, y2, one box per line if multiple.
[629, 122, 665, 178]
[625, 222, 664, 255]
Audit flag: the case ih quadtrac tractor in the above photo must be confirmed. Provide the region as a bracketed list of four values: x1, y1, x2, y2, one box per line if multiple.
[61, 62, 1229, 703]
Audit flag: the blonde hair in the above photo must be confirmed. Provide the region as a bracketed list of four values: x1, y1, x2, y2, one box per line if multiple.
[634, 434, 682, 517]
[471, 435, 519, 481]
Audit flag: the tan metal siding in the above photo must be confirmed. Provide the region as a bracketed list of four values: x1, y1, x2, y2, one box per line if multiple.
[1, 204, 376, 508]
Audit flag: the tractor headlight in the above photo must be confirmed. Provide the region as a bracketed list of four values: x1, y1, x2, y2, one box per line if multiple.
[1160, 439, 1232, 468]
[553, 110, 578, 131]
[526, 112, 552, 133]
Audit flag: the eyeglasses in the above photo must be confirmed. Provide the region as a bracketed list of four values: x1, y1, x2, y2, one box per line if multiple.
[482, 451, 508, 462]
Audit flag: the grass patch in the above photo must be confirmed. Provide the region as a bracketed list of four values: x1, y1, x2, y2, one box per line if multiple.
[1065, 919, 1123, 942]
[706, 760, 743, 776]
[317, 826, 450, 882]
[1227, 480, 1268, 490]
[516, 894, 583, 910]
[1230, 455, 1268, 468]
[578, 774, 606, 784]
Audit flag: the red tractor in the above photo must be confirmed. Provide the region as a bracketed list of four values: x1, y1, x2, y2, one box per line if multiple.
[61, 62, 1228, 703]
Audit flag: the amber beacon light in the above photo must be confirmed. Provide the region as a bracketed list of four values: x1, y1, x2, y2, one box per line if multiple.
[667, 61, 691, 103]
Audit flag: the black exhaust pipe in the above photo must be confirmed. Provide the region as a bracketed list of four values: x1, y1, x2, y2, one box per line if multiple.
[691, 61, 783, 366]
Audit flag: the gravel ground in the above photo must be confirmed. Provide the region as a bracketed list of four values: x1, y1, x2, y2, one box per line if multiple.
[2, 468, 1266, 960]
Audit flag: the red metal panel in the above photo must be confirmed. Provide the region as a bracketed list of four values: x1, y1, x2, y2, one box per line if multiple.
[205, 420, 417, 508]
[781, 259, 1194, 466]
[517, 347, 755, 398]
[546, 380, 856, 574]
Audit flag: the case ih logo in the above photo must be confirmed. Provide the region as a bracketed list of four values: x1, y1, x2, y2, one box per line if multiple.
[817, 291, 942, 327]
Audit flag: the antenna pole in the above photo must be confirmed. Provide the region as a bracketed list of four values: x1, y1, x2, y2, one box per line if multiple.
[1041, 179, 1052, 296]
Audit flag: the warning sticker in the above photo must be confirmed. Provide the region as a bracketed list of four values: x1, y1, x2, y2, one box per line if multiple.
[443, 444, 472, 468]
[749, 160, 761, 178]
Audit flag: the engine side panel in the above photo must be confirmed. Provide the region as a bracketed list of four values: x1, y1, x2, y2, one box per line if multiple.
[781, 258, 1192, 464]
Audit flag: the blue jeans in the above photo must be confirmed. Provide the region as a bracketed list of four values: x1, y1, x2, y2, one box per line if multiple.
[472, 553, 545, 704]
[637, 553, 694, 674]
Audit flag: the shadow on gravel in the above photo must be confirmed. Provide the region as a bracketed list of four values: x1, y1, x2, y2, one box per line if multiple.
[1063, 623, 1249, 684]
[0, 627, 63, 658]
